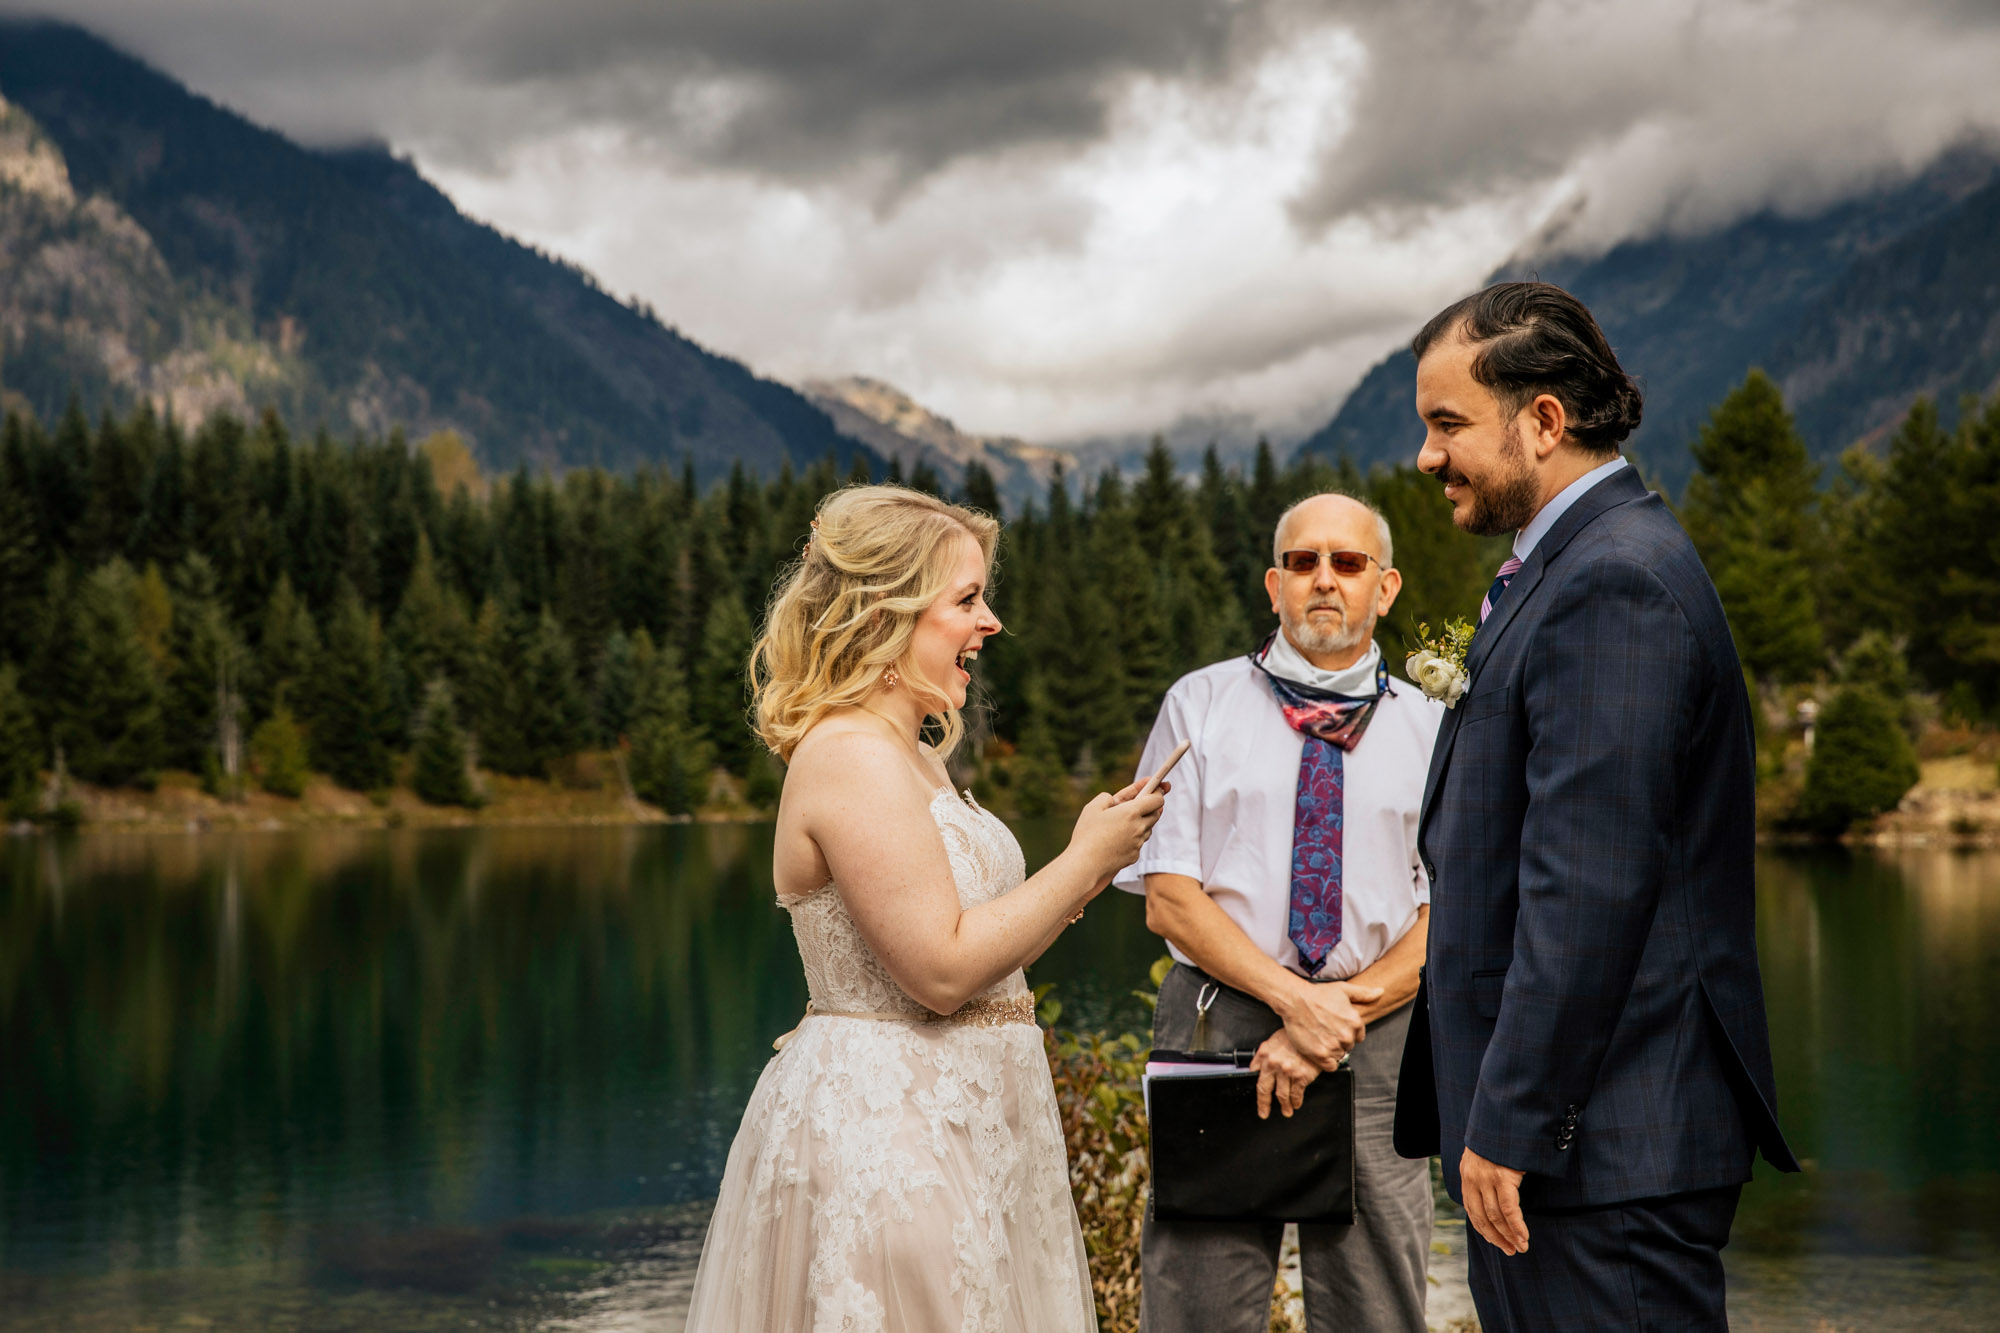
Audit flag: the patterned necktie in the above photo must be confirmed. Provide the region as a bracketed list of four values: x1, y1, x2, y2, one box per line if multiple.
[1480, 556, 1525, 623]
[1253, 644, 1389, 977]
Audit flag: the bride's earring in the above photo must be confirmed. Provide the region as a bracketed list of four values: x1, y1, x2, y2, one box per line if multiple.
[881, 665, 900, 689]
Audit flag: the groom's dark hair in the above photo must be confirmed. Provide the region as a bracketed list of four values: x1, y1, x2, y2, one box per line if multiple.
[1411, 282, 1643, 456]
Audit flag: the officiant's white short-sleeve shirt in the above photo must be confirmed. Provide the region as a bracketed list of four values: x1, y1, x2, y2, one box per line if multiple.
[1114, 650, 1444, 981]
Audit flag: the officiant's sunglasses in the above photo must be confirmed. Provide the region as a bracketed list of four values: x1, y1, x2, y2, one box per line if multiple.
[1278, 549, 1382, 576]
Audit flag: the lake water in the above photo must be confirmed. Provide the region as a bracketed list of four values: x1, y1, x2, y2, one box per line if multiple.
[0, 826, 1996, 1331]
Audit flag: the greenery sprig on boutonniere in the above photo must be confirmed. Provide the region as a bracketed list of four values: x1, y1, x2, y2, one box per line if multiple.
[1406, 618, 1475, 708]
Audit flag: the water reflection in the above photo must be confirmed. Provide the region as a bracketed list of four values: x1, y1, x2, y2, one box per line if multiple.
[1729, 850, 2000, 1329]
[0, 832, 1996, 1328]
[0, 826, 807, 1282]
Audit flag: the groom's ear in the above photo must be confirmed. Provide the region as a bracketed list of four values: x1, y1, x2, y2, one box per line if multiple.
[1525, 392, 1569, 459]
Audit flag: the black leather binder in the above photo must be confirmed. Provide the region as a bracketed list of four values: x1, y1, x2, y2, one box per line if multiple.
[1147, 1048, 1355, 1224]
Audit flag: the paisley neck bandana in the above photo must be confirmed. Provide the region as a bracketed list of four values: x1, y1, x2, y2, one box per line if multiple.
[1250, 634, 1391, 976]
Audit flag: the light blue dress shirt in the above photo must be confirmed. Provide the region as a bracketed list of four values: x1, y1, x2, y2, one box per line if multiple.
[1512, 455, 1629, 563]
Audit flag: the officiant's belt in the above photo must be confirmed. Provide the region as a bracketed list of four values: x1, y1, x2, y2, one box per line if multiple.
[774, 996, 1037, 1050]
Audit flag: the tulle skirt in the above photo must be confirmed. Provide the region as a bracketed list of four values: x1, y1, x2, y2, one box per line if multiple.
[683, 1014, 1098, 1333]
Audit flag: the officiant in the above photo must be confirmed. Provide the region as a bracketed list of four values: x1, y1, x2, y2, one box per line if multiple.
[1118, 493, 1444, 1333]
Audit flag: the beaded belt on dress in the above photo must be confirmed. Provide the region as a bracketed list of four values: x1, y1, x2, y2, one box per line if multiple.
[772, 995, 1038, 1051]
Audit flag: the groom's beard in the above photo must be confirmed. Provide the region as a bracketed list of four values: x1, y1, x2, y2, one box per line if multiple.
[1283, 598, 1374, 659]
[1443, 421, 1539, 537]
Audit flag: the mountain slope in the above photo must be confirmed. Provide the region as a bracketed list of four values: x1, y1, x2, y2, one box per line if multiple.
[1770, 173, 2000, 448]
[0, 18, 875, 480]
[1297, 146, 2000, 488]
[800, 376, 1077, 510]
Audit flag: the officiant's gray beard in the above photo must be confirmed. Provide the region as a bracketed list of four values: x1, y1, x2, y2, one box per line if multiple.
[1283, 600, 1373, 660]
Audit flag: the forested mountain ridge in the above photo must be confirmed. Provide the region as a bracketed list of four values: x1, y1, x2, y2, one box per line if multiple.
[0, 18, 878, 481]
[1299, 144, 2000, 490]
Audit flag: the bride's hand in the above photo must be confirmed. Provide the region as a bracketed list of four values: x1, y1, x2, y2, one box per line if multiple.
[1067, 783, 1169, 886]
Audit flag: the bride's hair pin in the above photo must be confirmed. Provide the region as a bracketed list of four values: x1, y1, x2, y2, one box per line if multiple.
[804, 515, 821, 557]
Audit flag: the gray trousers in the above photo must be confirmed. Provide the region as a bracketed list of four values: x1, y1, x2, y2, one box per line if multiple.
[1139, 964, 1432, 1333]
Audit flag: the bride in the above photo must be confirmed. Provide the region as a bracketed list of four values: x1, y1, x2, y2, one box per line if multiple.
[682, 485, 1166, 1333]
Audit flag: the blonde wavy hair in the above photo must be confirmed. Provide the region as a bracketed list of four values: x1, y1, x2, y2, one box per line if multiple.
[750, 485, 1000, 763]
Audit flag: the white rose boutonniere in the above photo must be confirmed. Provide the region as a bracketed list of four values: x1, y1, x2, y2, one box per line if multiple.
[1406, 619, 1474, 708]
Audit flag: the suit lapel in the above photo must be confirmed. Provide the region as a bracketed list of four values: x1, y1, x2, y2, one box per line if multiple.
[1463, 558, 1542, 683]
[1416, 465, 1652, 849]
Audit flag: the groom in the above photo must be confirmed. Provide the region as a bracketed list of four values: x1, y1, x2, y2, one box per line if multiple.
[1396, 282, 1799, 1329]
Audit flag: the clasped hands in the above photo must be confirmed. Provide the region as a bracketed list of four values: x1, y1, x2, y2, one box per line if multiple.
[1248, 977, 1381, 1119]
[1247, 981, 1536, 1256]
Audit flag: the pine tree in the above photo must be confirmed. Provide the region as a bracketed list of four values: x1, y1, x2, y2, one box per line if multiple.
[81, 410, 151, 568]
[556, 470, 617, 664]
[132, 562, 174, 675]
[520, 609, 590, 775]
[36, 397, 90, 559]
[1198, 444, 1263, 642]
[410, 680, 480, 807]
[1012, 673, 1069, 817]
[1816, 445, 1899, 656]
[1248, 437, 1285, 538]
[0, 421, 43, 666]
[961, 461, 1002, 516]
[465, 596, 534, 776]
[63, 561, 166, 786]
[694, 591, 757, 775]
[389, 533, 476, 690]
[185, 415, 253, 611]
[1912, 393, 2000, 712]
[497, 468, 552, 611]
[131, 415, 189, 571]
[163, 555, 248, 785]
[1086, 471, 1167, 768]
[254, 574, 320, 725]
[626, 631, 708, 814]
[593, 629, 639, 745]
[1680, 370, 1823, 683]
[0, 665, 41, 817]
[611, 471, 680, 643]
[379, 644, 414, 750]
[305, 585, 393, 791]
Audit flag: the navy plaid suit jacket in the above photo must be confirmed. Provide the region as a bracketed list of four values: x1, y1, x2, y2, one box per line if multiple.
[1395, 466, 1800, 1209]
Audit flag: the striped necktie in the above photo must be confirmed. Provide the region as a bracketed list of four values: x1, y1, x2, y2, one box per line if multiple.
[1480, 556, 1525, 624]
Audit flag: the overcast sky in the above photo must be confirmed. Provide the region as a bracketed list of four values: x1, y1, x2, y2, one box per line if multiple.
[15, 0, 2000, 444]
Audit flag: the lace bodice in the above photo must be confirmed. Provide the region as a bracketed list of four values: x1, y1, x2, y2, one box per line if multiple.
[781, 788, 1031, 1017]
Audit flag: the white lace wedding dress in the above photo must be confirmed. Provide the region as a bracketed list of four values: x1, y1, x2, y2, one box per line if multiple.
[682, 787, 1099, 1333]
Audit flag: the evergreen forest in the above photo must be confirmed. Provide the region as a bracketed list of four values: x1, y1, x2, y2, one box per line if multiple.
[0, 372, 1993, 831]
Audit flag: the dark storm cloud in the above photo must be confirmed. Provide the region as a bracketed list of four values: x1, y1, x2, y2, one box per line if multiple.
[1289, 0, 2000, 240]
[2, 0, 1271, 184]
[476, 1, 1256, 177]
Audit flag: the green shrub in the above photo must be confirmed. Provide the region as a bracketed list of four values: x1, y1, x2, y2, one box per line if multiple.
[1840, 631, 1918, 735]
[1799, 686, 1921, 834]
[250, 705, 310, 798]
